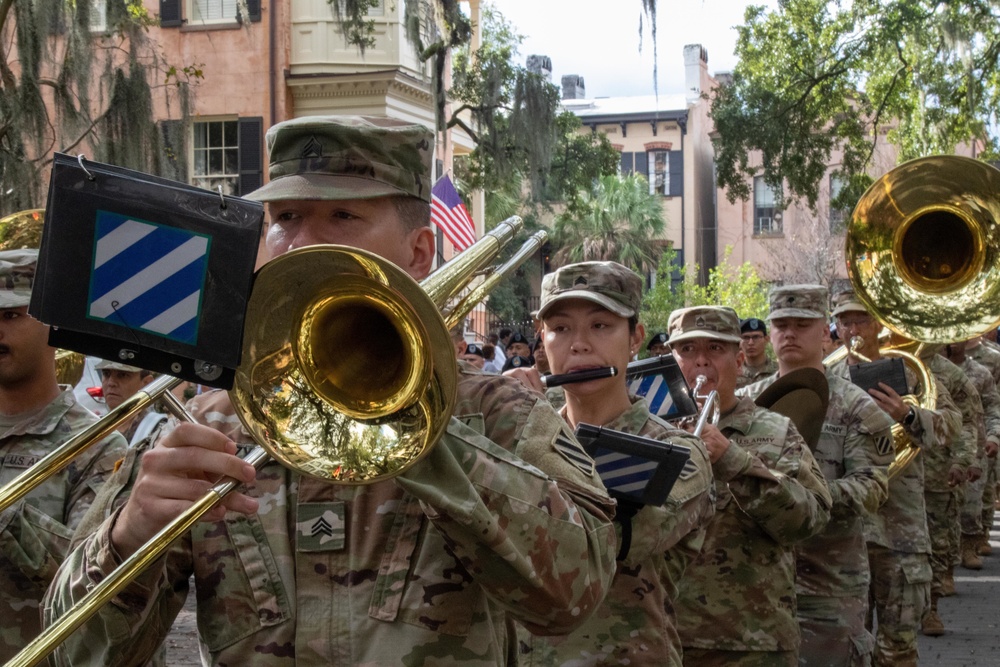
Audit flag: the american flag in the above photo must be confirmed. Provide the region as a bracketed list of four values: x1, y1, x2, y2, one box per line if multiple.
[430, 174, 476, 250]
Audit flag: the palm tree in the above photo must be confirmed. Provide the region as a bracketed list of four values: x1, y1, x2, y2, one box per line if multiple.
[552, 173, 665, 273]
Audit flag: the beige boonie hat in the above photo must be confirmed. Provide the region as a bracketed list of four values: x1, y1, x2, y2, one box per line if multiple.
[768, 284, 828, 320]
[537, 261, 643, 319]
[94, 359, 143, 373]
[831, 290, 869, 318]
[667, 306, 742, 345]
[0, 249, 38, 309]
[246, 115, 434, 204]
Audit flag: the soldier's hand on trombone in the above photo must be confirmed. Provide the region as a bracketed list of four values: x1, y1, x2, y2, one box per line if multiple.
[110, 423, 260, 559]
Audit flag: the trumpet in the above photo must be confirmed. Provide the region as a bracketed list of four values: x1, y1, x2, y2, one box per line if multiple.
[688, 375, 721, 438]
[10, 217, 547, 667]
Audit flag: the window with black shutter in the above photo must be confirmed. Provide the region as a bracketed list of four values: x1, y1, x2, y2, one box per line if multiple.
[241, 0, 261, 22]
[668, 150, 683, 197]
[160, 0, 182, 27]
[620, 152, 634, 176]
[160, 119, 188, 183]
[634, 152, 648, 181]
[238, 117, 264, 196]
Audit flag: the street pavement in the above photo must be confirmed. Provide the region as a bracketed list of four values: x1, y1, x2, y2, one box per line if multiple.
[917, 525, 1000, 666]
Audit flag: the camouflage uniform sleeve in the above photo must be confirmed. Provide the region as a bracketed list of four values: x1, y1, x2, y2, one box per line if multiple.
[831, 396, 894, 517]
[44, 429, 194, 667]
[951, 371, 984, 469]
[905, 373, 960, 449]
[714, 417, 832, 546]
[977, 372, 1000, 447]
[395, 395, 617, 636]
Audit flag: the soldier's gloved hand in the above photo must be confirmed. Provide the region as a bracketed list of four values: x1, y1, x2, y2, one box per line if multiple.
[111, 422, 259, 560]
[968, 465, 984, 483]
[947, 465, 967, 487]
[503, 367, 545, 394]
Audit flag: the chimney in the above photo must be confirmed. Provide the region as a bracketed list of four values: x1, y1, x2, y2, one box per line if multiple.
[683, 44, 709, 104]
[526, 55, 553, 83]
[561, 75, 586, 100]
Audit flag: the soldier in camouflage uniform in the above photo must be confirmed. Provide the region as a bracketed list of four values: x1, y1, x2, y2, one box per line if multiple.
[646, 331, 670, 357]
[44, 116, 618, 666]
[965, 336, 1000, 555]
[942, 344, 1000, 571]
[903, 340, 980, 636]
[828, 291, 959, 666]
[0, 249, 127, 661]
[741, 285, 895, 667]
[95, 359, 167, 448]
[670, 306, 832, 666]
[508, 261, 715, 667]
[736, 317, 778, 389]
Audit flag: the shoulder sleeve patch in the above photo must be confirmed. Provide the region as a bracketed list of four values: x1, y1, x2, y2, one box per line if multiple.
[553, 433, 595, 476]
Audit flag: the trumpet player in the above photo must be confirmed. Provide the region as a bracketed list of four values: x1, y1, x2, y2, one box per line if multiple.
[829, 291, 959, 665]
[669, 305, 832, 666]
[509, 261, 714, 666]
[0, 250, 127, 661]
[45, 116, 618, 666]
[741, 284, 894, 667]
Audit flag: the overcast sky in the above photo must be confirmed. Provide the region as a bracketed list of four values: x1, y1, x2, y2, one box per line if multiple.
[494, 0, 779, 99]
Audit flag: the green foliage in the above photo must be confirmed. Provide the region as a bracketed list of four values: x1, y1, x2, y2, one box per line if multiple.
[641, 246, 769, 335]
[712, 0, 1000, 209]
[544, 112, 620, 204]
[552, 173, 665, 274]
[0, 0, 195, 215]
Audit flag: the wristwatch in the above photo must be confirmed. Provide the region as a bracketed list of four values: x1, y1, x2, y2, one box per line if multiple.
[902, 406, 916, 427]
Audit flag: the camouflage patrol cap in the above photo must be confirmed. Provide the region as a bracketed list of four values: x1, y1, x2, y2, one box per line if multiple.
[538, 261, 643, 319]
[246, 115, 433, 203]
[0, 249, 37, 308]
[831, 290, 868, 317]
[667, 306, 742, 345]
[768, 284, 828, 320]
[94, 359, 143, 373]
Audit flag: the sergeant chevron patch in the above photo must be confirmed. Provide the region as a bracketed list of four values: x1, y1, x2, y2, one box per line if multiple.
[553, 433, 595, 476]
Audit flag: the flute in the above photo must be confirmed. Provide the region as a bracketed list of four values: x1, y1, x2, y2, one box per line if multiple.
[541, 366, 618, 387]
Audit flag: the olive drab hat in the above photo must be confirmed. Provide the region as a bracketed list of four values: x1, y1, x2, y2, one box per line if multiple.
[94, 359, 143, 373]
[0, 249, 38, 309]
[667, 306, 742, 345]
[831, 290, 869, 318]
[537, 261, 643, 319]
[740, 318, 768, 335]
[646, 332, 669, 351]
[246, 116, 434, 203]
[767, 284, 829, 320]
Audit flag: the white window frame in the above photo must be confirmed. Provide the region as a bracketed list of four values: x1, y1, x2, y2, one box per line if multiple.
[189, 0, 239, 25]
[190, 118, 240, 196]
[754, 176, 781, 235]
[89, 0, 108, 32]
[829, 173, 848, 232]
[648, 151, 670, 196]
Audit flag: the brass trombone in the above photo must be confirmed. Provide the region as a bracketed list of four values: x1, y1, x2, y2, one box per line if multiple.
[11, 217, 545, 667]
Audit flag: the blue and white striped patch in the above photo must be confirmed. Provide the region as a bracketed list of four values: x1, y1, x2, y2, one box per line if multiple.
[593, 448, 657, 496]
[629, 374, 680, 419]
[87, 211, 210, 344]
[678, 458, 698, 480]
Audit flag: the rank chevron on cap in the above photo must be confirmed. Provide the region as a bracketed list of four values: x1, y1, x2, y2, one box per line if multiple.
[87, 210, 210, 345]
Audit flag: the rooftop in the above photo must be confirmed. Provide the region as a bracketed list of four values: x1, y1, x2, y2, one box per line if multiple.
[561, 93, 690, 119]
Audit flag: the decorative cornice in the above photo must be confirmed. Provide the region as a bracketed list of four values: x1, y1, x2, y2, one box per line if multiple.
[644, 141, 673, 151]
[286, 68, 433, 104]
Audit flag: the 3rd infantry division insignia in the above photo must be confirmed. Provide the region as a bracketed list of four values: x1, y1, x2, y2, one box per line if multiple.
[553, 434, 595, 476]
[874, 434, 893, 457]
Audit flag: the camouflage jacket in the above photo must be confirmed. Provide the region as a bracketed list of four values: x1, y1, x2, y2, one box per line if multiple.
[675, 397, 831, 653]
[0, 388, 126, 662]
[736, 357, 778, 389]
[742, 374, 893, 597]
[44, 367, 618, 667]
[827, 359, 957, 554]
[519, 397, 714, 667]
[967, 341, 1000, 388]
[963, 358, 1000, 450]
[921, 354, 980, 489]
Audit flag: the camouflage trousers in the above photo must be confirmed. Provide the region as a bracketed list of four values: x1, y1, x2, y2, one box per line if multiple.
[682, 648, 796, 666]
[864, 546, 930, 667]
[961, 465, 989, 535]
[924, 489, 960, 601]
[797, 595, 873, 667]
[982, 462, 997, 535]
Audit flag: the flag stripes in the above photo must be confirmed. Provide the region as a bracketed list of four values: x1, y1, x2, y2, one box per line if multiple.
[430, 174, 476, 250]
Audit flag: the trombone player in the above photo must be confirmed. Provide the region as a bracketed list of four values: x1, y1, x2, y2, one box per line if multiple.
[828, 291, 959, 665]
[44, 116, 618, 665]
[0, 250, 127, 662]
